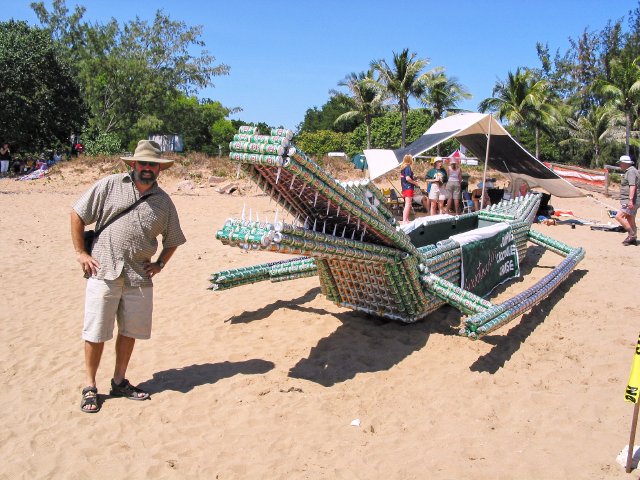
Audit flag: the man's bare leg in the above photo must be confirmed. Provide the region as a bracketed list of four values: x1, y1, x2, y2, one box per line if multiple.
[616, 211, 633, 235]
[83, 340, 104, 411]
[113, 333, 135, 385]
[112, 333, 147, 399]
[85, 340, 104, 387]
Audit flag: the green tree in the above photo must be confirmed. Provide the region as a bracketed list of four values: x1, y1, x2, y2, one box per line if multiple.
[295, 130, 350, 157]
[371, 49, 434, 148]
[298, 94, 355, 133]
[478, 68, 552, 158]
[420, 71, 471, 120]
[419, 70, 471, 154]
[561, 105, 622, 167]
[597, 54, 640, 154]
[0, 20, 86, 150]
[164, 96, 230, 153]
[334, 70, 386, 149]
[210, 119, 237, 155]
[30, 0, 88, 63]
[348, 110, 433, 153]
[83, 132, 123, 155]
[32, 1, 230, 149]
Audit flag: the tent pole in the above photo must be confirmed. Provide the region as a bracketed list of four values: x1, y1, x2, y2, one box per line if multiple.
[480, 114, 492, 209]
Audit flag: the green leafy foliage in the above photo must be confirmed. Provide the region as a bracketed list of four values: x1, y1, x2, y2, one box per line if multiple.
[371, 49, 434, 147]
[31, 1, 230, 151]
[0, 20, 86, 150]
[348, 110, 433, 154]
[295, 130, 351, 157]
[210, 119, 237, 155]
[298, 94, 356, 133]
[84, 132, 123, 156]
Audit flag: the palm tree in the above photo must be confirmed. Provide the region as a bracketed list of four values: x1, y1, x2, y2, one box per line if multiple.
[420, 71, 471, 120]
[478, 68, 552, 157]
[371, 49, 433, 147]
[561, 105, 622, 168]
[527, 87, 558, 160]
[598, 55, 640, 155]
[420, 71, 471, 154]
[333, 70, 386, 149]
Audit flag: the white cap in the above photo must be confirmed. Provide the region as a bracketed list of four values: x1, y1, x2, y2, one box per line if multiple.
[619, 155, 633, 164]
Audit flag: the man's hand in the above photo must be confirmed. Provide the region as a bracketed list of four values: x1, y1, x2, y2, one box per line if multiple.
[143, 261, 163, 278]
[77, 251, 100, 278]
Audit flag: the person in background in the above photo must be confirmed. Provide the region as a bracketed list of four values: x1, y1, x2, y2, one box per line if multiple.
[517, 179, 529, 197]
[35, 155, 48, 171]
[400, 154, 421, 223]
[472, 182, 491, 211]
[421, 177, 432, 215]
[425, 157, 448, 215]
[0, 142, 11, 176]
[615, 155, 638, 246]
[71, 140, 186, 413]
[445, 157, 462, 214]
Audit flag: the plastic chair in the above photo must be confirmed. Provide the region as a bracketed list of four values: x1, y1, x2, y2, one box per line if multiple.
[462, 191, 473, 214]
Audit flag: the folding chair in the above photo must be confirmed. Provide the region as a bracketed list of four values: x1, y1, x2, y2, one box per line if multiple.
[388, 188, 404, 213]
[462, 191, 474, 214]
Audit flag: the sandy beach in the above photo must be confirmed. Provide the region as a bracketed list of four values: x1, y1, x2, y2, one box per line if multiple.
[1, 164, 639, 479]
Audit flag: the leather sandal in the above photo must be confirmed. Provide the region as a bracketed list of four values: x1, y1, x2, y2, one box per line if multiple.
[109, 378, 150, 401]
[80, 386, 100, 413]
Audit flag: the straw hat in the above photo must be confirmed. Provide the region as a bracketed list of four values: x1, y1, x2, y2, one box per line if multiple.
[121, 140, 174, 171]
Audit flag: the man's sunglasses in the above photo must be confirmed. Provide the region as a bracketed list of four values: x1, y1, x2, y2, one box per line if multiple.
[137, 161, 159, 167]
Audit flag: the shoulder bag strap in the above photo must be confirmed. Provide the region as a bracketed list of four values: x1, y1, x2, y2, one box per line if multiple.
[94, 193, 154, 236]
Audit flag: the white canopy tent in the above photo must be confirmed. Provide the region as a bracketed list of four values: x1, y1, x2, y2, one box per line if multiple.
[364, 112, 584, 198]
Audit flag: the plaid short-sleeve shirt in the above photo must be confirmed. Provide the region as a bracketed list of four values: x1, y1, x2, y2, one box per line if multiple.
[73, 173, 186, 287]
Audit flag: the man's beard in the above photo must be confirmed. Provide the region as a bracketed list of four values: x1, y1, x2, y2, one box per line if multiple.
[135, 170, 157, 185]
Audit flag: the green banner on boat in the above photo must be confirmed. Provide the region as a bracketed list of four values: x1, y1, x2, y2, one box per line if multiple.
[454, 223, 520, 298]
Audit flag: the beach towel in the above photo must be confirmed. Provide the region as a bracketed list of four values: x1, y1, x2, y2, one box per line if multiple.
[18, 169, 46, 181]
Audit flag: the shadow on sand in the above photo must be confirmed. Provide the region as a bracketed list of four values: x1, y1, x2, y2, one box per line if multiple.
[217, 247, 587, 385]
[469, 269, 587, 374]
[136, 359, 275, 394]
[286, 306, 463, 387]
[226, 287, 325, 324]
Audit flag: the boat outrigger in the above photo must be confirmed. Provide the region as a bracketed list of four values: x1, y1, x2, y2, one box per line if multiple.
[209, 124, 585, 340]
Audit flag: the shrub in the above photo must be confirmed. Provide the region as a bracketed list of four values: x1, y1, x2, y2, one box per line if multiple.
[295, 130, 351, 158]
[84, 133, 123, 156]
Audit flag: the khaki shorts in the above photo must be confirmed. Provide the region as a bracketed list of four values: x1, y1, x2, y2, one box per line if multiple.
[83, 277, 153, 342]
[446, 181, 461, 199]
[428, 184, 446, 201]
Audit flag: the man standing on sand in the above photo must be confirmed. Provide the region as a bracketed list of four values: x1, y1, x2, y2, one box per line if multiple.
[615, 155, 639, 246]
[70, 140, 186, 413]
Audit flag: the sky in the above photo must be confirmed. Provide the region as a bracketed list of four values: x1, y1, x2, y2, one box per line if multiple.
[5, 0, 638, 130]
